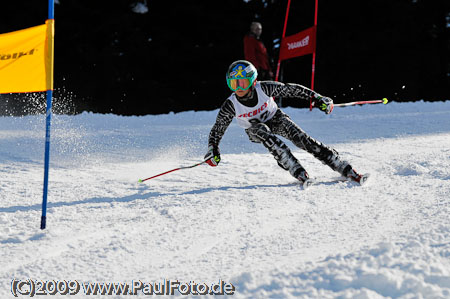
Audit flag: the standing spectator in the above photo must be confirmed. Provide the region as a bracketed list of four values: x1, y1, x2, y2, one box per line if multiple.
[244, 22, 273, 80]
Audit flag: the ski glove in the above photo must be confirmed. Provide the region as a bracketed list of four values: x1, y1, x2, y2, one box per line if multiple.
[204, 145, 221, 167]
[314, 95, 334, 114]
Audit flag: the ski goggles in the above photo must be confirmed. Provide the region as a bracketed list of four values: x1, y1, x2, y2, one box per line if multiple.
[227, 78, 252, 91]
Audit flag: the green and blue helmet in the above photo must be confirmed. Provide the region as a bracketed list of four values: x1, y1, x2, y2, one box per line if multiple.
[226, 60, 258, 91]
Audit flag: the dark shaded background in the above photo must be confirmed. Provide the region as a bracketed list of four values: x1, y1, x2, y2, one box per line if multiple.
[0, 0, 448, 115]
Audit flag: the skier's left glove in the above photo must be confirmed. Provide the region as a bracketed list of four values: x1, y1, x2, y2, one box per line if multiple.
[313, 95, 334, 114]
[204, 145, 221, 167]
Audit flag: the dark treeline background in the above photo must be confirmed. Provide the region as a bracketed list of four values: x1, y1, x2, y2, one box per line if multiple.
[0, 0, 448, 115]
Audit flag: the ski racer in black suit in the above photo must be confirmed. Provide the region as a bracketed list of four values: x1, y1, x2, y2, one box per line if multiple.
[204, 60, 364, 186]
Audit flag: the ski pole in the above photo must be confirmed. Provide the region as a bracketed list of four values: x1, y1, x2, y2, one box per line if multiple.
[138, 159, 208, 183]
[334, 97, 388, 107]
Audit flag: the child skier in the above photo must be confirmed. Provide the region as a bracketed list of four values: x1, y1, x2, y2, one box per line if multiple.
[204, 60, 366, 187]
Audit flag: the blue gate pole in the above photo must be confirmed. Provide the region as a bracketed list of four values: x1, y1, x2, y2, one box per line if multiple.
[41, 94, 52, 230]
[41, 0, 55, 230]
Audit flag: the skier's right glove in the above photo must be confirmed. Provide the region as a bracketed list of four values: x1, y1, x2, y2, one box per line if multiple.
[313, 95, 334, 114]
[204, 145, 221, 167]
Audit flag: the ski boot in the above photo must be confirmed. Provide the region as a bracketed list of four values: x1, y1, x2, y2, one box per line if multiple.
[344, 166, 370, 186]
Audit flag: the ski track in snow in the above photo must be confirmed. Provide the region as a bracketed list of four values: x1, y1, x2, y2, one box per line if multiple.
[0, 101, 449, 298]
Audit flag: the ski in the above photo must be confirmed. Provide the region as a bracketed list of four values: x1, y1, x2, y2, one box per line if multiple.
[300, 178, 316, 190]
[299, 173, 370, 189]
[357, 173, 370, 186]
[337, 173, 370, 186]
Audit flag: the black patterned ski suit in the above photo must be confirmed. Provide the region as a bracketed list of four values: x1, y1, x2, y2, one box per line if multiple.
[208, 81, 352, 179]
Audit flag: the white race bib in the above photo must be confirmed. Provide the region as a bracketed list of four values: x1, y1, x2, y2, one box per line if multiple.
[229, 82, 278, 128]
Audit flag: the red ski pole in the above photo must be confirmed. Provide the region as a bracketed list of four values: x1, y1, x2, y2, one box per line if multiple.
[334, 97, 389, 107]
[138, 160, 208, 183]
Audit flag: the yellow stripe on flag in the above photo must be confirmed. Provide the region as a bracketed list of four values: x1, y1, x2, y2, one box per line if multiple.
[45, 19, 54, 91]
[0, 20, 54, 94]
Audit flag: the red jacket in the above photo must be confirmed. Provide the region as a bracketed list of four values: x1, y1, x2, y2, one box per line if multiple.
[243, 34, 271, 72]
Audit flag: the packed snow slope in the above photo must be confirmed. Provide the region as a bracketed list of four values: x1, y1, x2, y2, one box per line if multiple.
[1, 101, 450, 298]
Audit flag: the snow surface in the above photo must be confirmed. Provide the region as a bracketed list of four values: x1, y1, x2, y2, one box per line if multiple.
[1, 101, 449, 298]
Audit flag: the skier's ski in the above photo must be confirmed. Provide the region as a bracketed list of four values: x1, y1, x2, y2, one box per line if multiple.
[334, 173, 370, 186]
[338, 173, 371, 186]
[299, 173, 370, 189]
[300, 178, 316, 190]
[356, 173, 370, 186]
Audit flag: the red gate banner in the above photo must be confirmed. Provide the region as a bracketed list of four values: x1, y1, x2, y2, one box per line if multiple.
[279, 26, 316, 61]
